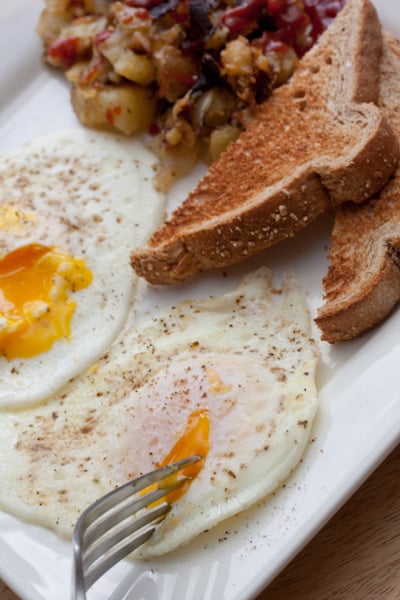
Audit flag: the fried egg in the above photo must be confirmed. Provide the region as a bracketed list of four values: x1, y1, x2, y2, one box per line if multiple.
[0, 268, 318, 556]
[0, 129, 165, 408]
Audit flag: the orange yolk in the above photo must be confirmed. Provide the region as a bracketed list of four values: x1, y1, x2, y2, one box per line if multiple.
[145, 409, 210, 506]
[0, 243, 92, 360]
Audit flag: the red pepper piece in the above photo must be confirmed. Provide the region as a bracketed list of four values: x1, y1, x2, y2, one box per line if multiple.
[48, 36, 80, 69]
[94, 29, 113, 49]
[267, 0, 287, 15]
[304, 0, 346, 40]
[219, 0, 267, 35]
[125, 0, 164, 8]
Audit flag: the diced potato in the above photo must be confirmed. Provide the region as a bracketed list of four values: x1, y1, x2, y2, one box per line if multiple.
[45, 0, 70, 11]
[153, 46, 196, 103]
[164, 119, 196, 149]
[116, 52, 154, 85]
[101, 44, 155, 85]
[71, 84, 156, 135]
[220, 36, 260, 102]
[66, 60, 90, 83]
[36, 8, 73, 45]
[192, 88, 236, 130]
[220, 36, 254, 78]
[209, 125, 240, 162]
[267, 48, 298, 85]
[61, 15, 107, 41]
[82, 0, 111, 13]
[154, 23, 182, 46]
[205, 25, 229, 51]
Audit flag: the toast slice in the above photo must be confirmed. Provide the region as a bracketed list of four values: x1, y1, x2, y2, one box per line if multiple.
[131, 0, 399, 285]
[315, 34, 400, 343]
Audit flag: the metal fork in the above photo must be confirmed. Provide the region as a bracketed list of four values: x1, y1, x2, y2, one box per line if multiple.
[72, 455, 200, 600]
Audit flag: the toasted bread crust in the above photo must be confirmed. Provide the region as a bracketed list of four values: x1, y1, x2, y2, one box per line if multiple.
[316, 251, 400, 342]
[132, 0, 399, 285]
[134, 172, 331, 282]
[316, 34, 400, 342]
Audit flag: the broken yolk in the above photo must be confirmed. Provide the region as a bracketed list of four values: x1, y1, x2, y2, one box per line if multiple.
[145, 409, 210, 506]
[0, 243, 92, 360]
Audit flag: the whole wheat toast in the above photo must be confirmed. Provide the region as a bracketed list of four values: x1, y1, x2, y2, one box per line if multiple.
[132, 0, 399, 285]
[316, 34, 400, 343]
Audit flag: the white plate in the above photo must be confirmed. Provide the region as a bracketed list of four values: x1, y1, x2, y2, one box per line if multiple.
[0, 2, 399, 599]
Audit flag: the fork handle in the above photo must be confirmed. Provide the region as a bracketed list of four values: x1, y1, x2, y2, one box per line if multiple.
[71, 559, 86, 600]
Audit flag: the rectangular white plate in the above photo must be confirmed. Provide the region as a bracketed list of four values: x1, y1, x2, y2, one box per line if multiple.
[0, 2, 399, 599]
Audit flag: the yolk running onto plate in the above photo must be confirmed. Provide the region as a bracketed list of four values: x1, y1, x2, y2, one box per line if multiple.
[0, 243, 92, 360]
[146, 409, 210, 506]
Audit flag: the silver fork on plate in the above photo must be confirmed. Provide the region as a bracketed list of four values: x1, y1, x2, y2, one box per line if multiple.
[72, 455, 200, 600]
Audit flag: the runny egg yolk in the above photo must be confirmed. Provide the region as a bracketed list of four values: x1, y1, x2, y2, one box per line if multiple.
[146, 409, 210, 506]
[0, 243, 92, 360]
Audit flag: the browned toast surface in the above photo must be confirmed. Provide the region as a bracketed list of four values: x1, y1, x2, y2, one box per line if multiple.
[132, 0, 399, 285]
[316, 34, 400, 343]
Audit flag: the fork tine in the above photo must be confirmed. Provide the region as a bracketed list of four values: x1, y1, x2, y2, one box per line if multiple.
[72, 456, 201, 599]
[76, 455, 199, 531]
[82, 473, 188, 548]
[83, 502, 169, 589]
[82, 476, 188, 567]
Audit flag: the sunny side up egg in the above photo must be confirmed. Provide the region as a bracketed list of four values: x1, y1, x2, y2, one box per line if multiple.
[0, 268, 319, 557]
[0, 129, 166, 408]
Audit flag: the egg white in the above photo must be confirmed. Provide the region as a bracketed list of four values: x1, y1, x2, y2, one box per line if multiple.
[0, 268, 319, 557]
[0, 129, 166, 408]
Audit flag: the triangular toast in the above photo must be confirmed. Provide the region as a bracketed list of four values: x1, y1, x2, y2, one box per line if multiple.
[316, 34, 400, 342]
[131, 0, 398, 285]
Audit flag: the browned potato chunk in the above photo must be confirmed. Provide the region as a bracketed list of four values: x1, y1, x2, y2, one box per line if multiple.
[82, 0, 111, 13]
[101, 44, 155, 86]
[43, 0, 70, 11]
[71, 84, 156, 135]
[36, 8, 73, 45]
[65, 61, 91, 83]
[154, 46, 196, 103]
[209, 125, 240, 161]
